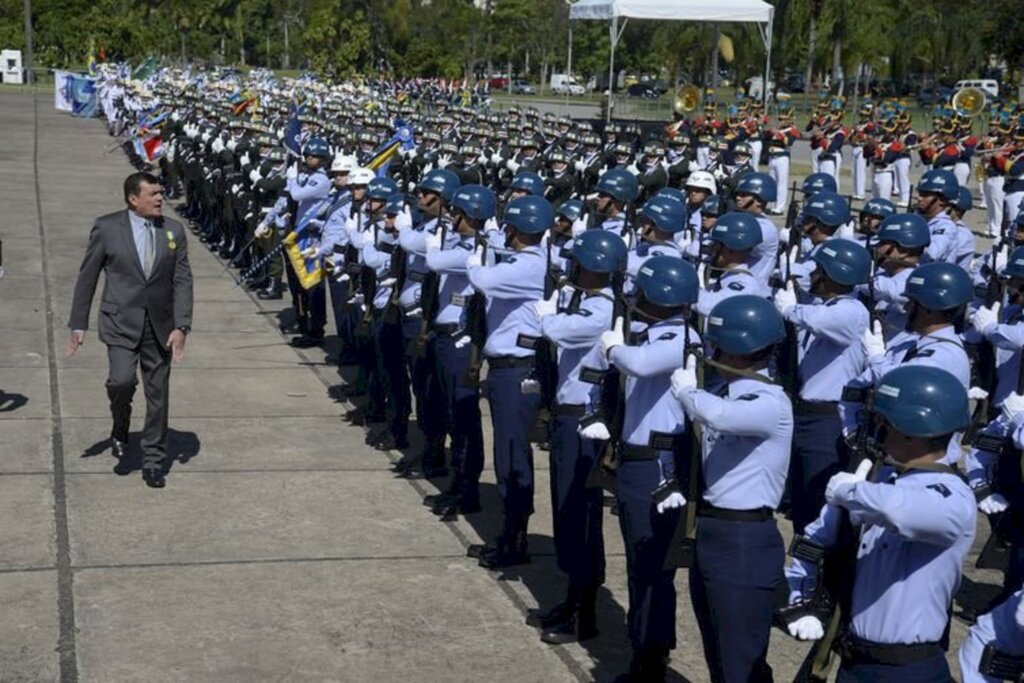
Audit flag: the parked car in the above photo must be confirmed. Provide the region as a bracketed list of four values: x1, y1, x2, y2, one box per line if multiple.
[626, 83, 659, 99]
[916, 86, 953, 107]
[510, 80, 535, 95]
[488, 76, 509, 90]
[551, 74, 586, 96]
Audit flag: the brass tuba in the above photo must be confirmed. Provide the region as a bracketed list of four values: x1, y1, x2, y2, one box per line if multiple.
[674, 85, 702, 115]
[952, 87, 987, 118]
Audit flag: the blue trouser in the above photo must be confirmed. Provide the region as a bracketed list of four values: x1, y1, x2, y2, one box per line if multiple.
[689, 515, 784, 683]
[615, 458, 682, 653]
[485, 364, 540, 524]
[550, 414, 605, 590]
[836, 651, 951, 682]
[328, 277, 360, 352]
[375, 316, 410, 437]
[434, 334, 484, 502]
[403, 319, 446, 458]
[789, 409, 848, 534]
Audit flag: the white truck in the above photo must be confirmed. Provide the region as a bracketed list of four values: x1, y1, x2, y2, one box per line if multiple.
[550, 74, 585, 96]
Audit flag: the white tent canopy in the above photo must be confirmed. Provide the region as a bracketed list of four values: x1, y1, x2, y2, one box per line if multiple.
[569, 0, 776, 114]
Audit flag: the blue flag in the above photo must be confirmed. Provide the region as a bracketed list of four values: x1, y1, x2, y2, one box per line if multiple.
[283, 102, 302, 157]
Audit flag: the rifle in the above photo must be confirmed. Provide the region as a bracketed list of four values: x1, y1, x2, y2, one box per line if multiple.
[381, 232, 408, 326]
[461, 231, 489, 388]
[415, 216, 448, 356]
[665, 314, 704, 569]
[355, 217, 381, 338]
[583, 270, 629, 492]
[974, 354, 1024, 572]
[524, 236, 562, 411]
[785, 183, 801, 232]
[966, 244, 1006, 443]
[777, 389, 883, 682]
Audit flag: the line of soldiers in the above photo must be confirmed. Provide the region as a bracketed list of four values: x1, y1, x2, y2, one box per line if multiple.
[99, 68, 1024, 681]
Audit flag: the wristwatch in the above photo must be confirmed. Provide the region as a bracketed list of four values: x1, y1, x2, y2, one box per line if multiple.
[177, 325, 191, 336]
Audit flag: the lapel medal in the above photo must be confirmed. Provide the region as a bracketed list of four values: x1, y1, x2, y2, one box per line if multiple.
[166, 229, 177, 250]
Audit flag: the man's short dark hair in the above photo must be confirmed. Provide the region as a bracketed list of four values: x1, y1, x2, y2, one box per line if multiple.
[124, 172, 161, 203]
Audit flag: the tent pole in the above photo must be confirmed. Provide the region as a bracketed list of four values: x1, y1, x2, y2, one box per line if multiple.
[607, 16, 617, 123]
[762, 9, 773, 109]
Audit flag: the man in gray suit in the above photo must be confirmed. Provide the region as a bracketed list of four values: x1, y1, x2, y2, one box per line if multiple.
[67, 172, 194, 488]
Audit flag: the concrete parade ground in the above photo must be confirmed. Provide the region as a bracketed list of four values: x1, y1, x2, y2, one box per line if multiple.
[0, 90, 1005, 682]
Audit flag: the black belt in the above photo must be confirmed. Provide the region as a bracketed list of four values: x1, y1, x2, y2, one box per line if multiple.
[981, 644, 1024, 679]
[796, 400, 839, 416]
[620, 432, 684, 461]
[486, 355, 534, 369]
[553, 403, 586, 418]
[698, 504, 773, 522]
[433, 323, 461, 336]
[838, 636, 944, 667]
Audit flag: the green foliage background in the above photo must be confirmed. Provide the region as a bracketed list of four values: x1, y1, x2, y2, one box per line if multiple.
[1, 0, 1021, 89]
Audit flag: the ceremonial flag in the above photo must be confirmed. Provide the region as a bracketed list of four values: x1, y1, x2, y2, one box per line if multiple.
[54, 70, 98, 117]
[283, 102, 302, 157]
[133, 135, 164, 163]
[131, 56, 159, 81]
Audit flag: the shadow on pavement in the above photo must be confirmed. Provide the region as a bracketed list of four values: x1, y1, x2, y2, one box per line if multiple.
[0, 390, 29, 413]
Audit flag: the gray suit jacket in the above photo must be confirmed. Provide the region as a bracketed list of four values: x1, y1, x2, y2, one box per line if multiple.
[69, 210, 194, 349]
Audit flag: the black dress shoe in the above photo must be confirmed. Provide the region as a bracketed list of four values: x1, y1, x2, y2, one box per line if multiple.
[434, 498, 482, 520]
[289, 335, 324, 348]
[372, 432, 409, 451]
[540, 613, 599, 644]
[344, 407, 386, 426]
[142, 469, 166, 489]
[467, 539, 500, 559]
[423, 490, 459, 507]
[526, 601, 573, 628]
[257, 282, 284, 300]
[478, 547, 530, 569]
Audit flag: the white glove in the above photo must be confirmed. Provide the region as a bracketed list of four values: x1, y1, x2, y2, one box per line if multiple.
[774, 280, 797, 316]
[249, 168, 262, 184]
[824, 458, 872, 506]
[1001, 391, 1024, 423]
[437, 154, 452, 169]
[286, 163, 298, 180]
[578, 422, 611, 440]
[506, 159, 520, 174]
[300, 246, 319, 259]
[656, 490, 686, 514]
[571, 215, 588, 238]
[978, 493, 1010, 515]
[599, 318, 625, 356]
[422, 162, 434, 175]
[534, 291, 558, 319]
[861, 319, 886, 360]
[687, 160, 701, 173]
[478, 153, 489, 167]
[996, 244, 1010, 272]
[231, 183, 241, 195]
[972, 302, 1001, 333]
[787, 616, 825, 641]
[254, 222, 271, 239]
[520, 377, 541, 394]
[378, 277, 397, 288]
[779, 227, 792, 247]
[574, 160, 586, 173]
[454, 335, 471, 349]
[675, 231, 693, 252]
[968, 386, 990, 400]
[424, 229, 443, 252]
[670, 357, 698, 401]
[240, 152, 250, 167]
[625, 163, 640, 175]
[466, 245, 484, 268]
[490, 152, 503, 166]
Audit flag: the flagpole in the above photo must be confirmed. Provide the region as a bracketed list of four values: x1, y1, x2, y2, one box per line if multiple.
[23, 0, 33, 85]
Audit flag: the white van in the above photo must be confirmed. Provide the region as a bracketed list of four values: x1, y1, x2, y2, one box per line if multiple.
[954, 79, 999, 99]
